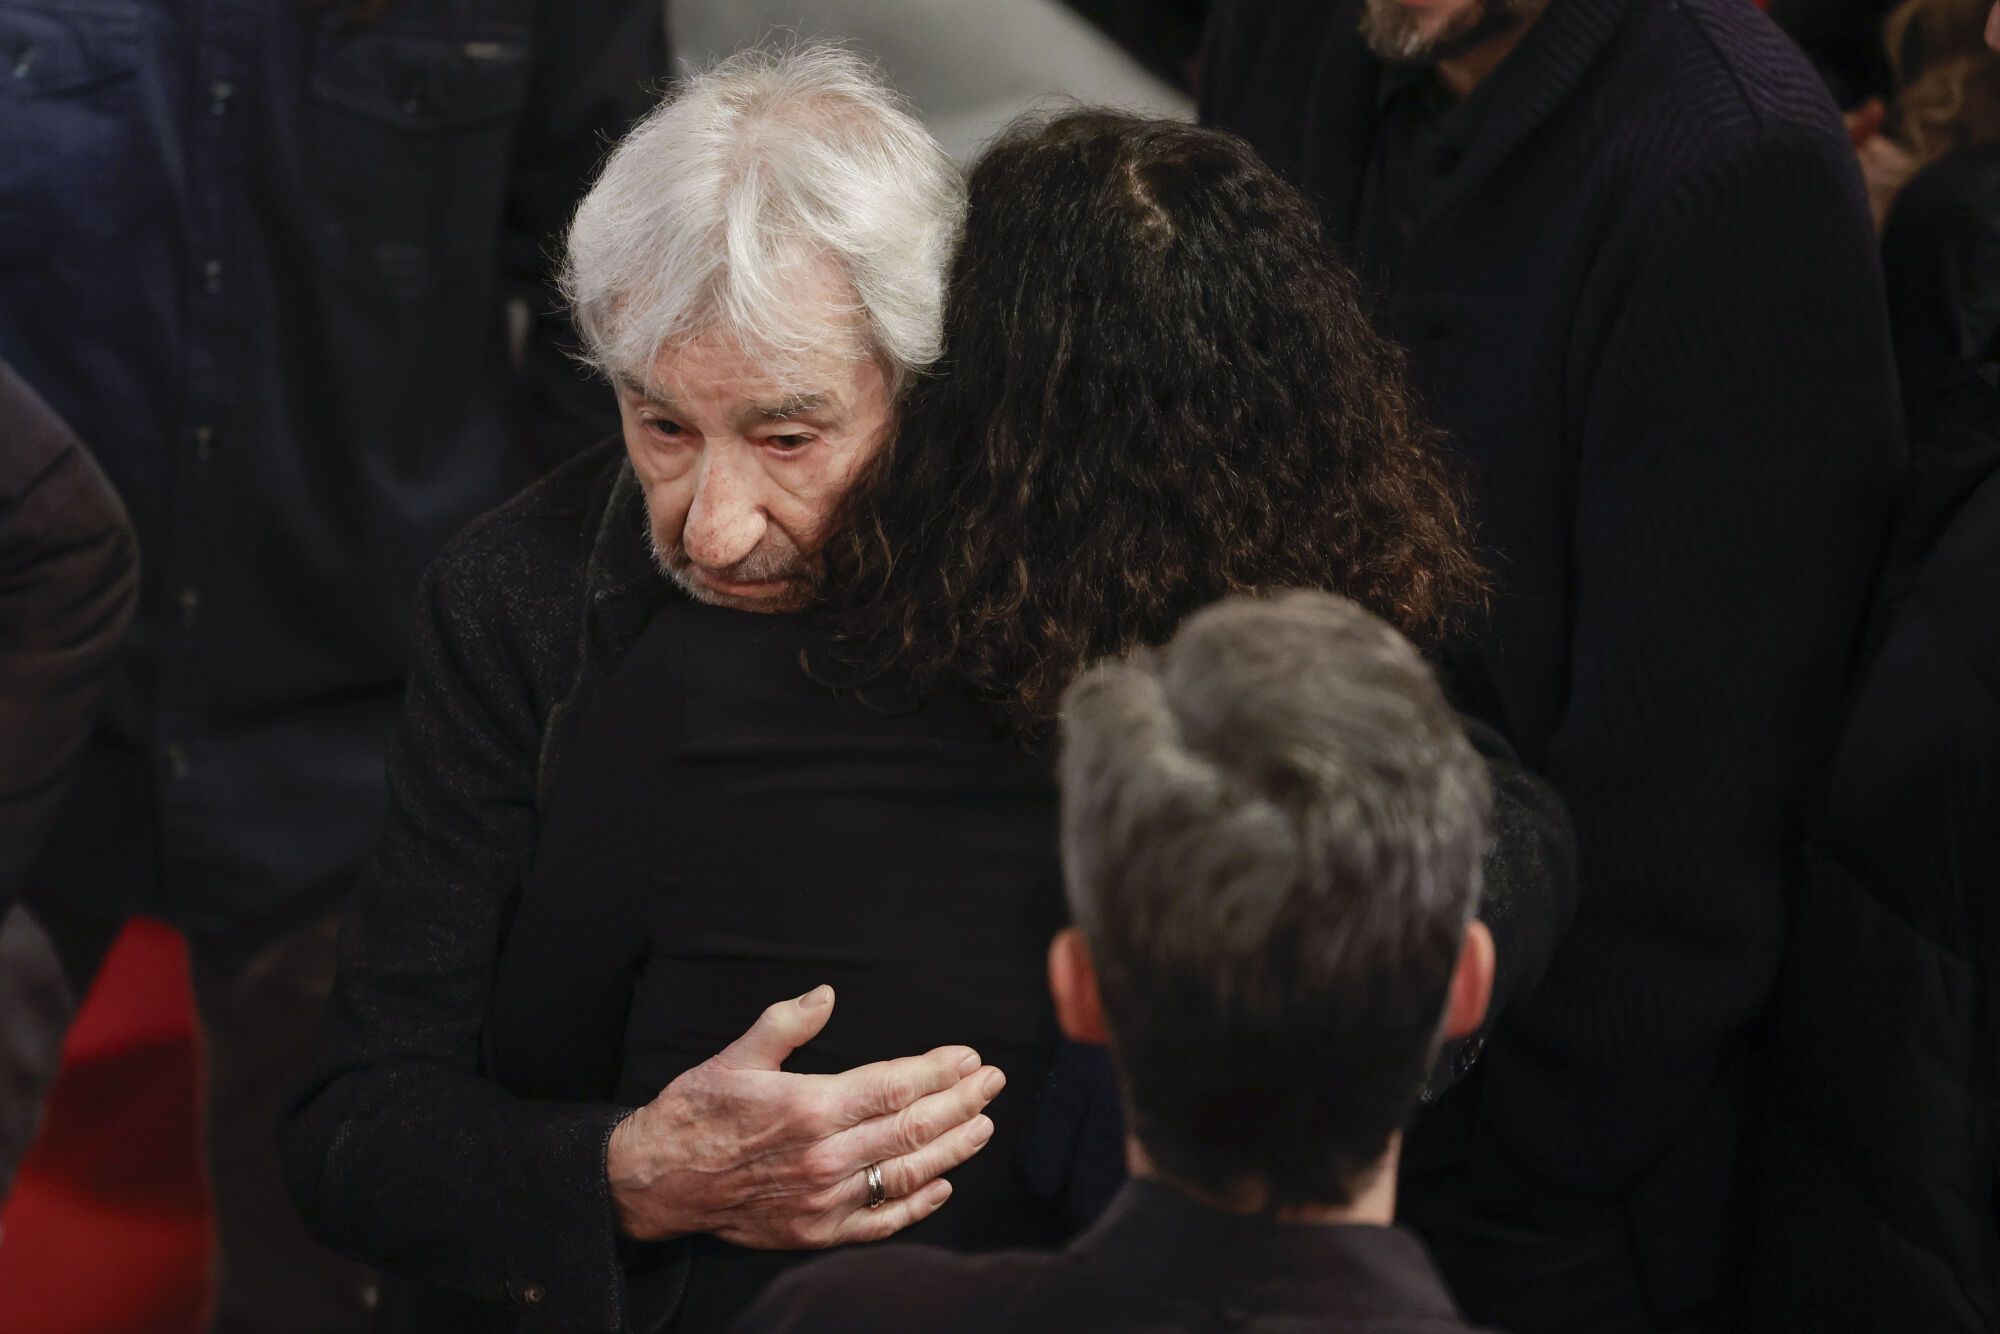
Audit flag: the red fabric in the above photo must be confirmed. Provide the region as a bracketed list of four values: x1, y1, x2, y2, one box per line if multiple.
[0, 920, 211, 1333]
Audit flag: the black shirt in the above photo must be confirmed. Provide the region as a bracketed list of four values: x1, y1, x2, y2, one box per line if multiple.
[1355, 66, 1502, 281]
[739, 1178, 1495, 1334]
[485, 600, 1073, 1332]
[0, 0, 663, 926]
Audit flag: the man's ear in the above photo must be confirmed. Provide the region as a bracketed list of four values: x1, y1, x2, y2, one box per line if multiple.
[1047, 927, 1110, 1045]
[1442, 919, 1495, 1041]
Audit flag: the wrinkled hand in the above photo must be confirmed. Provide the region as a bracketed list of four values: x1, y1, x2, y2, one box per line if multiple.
[606, 985, 1005, 1249]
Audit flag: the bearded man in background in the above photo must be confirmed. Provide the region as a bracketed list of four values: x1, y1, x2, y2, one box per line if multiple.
[1202, 0, 1905, 1329]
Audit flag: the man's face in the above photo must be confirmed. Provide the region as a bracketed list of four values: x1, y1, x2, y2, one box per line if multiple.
[1359, 0, 1546, 65]
[617, 328, 893, 613]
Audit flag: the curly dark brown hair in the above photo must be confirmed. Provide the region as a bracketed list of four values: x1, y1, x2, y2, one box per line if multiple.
[811, 111, 1486, 751]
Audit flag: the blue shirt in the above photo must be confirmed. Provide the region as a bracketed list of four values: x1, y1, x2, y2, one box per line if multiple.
[0, 0, 664, 926]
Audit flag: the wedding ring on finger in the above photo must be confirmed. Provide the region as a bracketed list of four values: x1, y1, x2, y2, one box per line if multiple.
[865, 1161, 886, 1209]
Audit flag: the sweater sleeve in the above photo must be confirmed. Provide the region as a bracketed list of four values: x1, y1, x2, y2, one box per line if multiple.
[280, 515, 636, 1332]
[1486, 128, 1904, 1189]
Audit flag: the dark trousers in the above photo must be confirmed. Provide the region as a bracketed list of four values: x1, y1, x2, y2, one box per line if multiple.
[0, 886, 376, 1334]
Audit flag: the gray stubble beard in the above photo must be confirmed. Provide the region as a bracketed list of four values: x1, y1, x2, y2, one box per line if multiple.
[1357, 0, 1549, 67]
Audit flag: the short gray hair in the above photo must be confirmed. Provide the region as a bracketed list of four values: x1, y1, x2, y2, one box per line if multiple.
[562, 45, 964, 395]
[1057, 590, 1492, 1206]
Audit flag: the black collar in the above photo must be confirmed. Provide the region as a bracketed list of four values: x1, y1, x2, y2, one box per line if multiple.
[1373, 64, 1491, 159]
[1071, 1179, 1467, 1323]
[1410, 0, 1632, 223]
[1315, 0, 1637, 243]
[537, 454, 675, 809]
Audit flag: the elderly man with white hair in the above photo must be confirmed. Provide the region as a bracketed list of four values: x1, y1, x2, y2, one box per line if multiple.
[281, 49, 1027, 1334]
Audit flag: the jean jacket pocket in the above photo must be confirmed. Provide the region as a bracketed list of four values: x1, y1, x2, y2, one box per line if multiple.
[304, 16, 530, 296]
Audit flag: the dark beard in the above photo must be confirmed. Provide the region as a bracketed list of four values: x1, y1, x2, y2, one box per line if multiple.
[1359, 0, 1545, 67]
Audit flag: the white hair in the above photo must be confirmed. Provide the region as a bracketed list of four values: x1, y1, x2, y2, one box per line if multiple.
[562, 45, 965, 396]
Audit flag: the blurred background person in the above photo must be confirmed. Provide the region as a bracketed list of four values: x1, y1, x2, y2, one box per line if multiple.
[1741, 280, 2000, 1333]
[1200, 0, 1903, 1330]
[1745, 5, 2000, 1329]
[1832, 0, 2000, 230]
[0, 1, 665, 1329]
[1815, 0, 2000, 230]
[0, 354, 138, 1262]
[0, 357, 136, 921]
[1875, 0, 2000, 430]
[740, 590, 1502, 1334]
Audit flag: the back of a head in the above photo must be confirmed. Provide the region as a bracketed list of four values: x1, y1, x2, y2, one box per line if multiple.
[1888, 0, 2000, 162]
[1057, 591, 1492, 1210]
[815, 111, 1484, 749]
[562, 45, 964, 396]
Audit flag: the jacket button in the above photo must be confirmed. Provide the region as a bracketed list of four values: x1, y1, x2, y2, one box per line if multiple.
[506, 1279, 547, 1309]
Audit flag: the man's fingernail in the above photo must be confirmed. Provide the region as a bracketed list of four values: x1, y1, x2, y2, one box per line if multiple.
[981, 1069, 1006, 1099]
[957, 1050, 981, 1076]
[799, 985, 833, 1009]
[970, 1115, 994, 1146]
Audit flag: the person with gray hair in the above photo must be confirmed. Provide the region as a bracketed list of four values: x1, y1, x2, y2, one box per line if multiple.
[740, 590, 1501, 1334]
[564, 43, 964, 614]
[283, 47, 1016, 1334]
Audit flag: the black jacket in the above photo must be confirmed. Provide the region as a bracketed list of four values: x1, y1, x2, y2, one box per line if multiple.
[1202, 0, 1901, 1313]
[1743, 149, 2000, 1334]
[282, 441, 1575, 1333]
[1, 0, 662, 928]
[1883, 142, 2000, 449]
[737, 1179, 1495, 1334]
[0, 356, 137, 912]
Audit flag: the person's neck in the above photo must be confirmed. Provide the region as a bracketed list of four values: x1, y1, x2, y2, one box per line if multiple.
[1435, 16, 1535, 99]
[1126, 1138, 1399, 1226]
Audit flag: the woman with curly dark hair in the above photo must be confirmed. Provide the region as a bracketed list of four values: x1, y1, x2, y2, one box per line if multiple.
[815, 111, 1488, 751]
[803, 109, 1568, 1228]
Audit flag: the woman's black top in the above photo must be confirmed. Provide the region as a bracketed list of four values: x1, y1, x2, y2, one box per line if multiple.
[484, 600, 1071, 1331]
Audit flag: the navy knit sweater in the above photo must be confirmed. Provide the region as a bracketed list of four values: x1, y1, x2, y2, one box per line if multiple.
[1204, 0, 1904, 1308]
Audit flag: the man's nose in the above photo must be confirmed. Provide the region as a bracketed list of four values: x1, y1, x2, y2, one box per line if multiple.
[681, 445, 768, 569]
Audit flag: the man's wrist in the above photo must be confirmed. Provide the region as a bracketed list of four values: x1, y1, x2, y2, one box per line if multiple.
[607, 1105, 680, 1241]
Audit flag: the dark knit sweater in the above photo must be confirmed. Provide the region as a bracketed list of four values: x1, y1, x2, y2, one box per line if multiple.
[1203, 0, 1903, 1309]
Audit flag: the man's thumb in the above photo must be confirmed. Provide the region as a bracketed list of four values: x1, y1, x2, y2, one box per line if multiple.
[715, 985, 835, 1071]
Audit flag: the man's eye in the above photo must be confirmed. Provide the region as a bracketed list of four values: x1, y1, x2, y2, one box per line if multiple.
[645, 418, 685, 439]
[768, 433, 813, 451]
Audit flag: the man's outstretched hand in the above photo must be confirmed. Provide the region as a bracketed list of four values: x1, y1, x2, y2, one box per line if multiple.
[605, 985, 1005, 1249]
